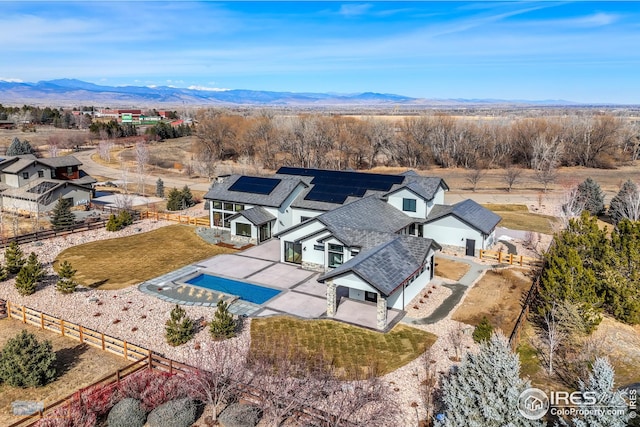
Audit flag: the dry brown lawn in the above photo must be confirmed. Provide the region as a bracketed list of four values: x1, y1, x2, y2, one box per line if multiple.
[0, 317, 130, 426]
[55, 224, 237, 289]
[434, 256, 470, 281]
[452, 268, 533, 333]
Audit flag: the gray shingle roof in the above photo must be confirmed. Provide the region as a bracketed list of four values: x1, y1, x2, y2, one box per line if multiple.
[204, 175, 306, 208]
[38, 156, 82, 168]
[384, 176, 448, 201]
[318, 196, 415, 235]
[2, 158, 36, 173]
[425, 199, 501, 235]
[229, 206, 276, 226]
[318, 235, 440, 296]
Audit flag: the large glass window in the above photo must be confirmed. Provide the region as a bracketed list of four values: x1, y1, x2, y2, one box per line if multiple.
[211, 200, 244, 229]
[403, 198, 417, 212]
[236, 223, 251, 237]
[284, 241, 302, 264]
[328, 244, 344, 268]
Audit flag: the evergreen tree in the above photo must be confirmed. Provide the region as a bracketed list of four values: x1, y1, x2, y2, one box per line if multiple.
[4, 241, 25, 275]
[166, 187, 181, 211]
[50, 198, 75, 230]
[0, 330, 57, 387]
[608, 179, 640, 224]
[15, 252, 44, 296]
[105, 213, 120, 231]
[558, 358, 630, 427]
[209, 300, 237, 340]
[180, 185, 194, 209]
[55, 260, 78, 294]
[0, 260, 6, 281]
[6, 137, 36, 156]
[472, 316, 493, 343]
[155, 178, 165, 198]
[165, 305, 195, 346]
[435, 333, 544, 427]
[576, 178, 605, 216]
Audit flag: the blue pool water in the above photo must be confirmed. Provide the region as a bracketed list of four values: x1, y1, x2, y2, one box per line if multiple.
[185, 274, 280, 304]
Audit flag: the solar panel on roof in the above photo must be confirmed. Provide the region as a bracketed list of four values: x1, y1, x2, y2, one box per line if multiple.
[277, 166, 404, 204]
[228, 176, 281, 195]
[26, 181, 58, 194]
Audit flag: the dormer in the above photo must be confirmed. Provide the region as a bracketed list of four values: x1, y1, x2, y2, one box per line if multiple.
[384, 176, 448, 218]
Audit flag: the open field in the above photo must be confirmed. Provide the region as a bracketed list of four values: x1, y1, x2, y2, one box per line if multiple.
[250, 316, 436, 379]
[434, 256, 470, 281]
[452, 268, 533, 333]
[482, 203, 559, 234]
[55, 224, 236, 289]
[0, 317, 130, 426]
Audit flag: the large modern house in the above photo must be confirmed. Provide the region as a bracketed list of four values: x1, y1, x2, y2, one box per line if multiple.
[0, 155, 96, 213]
[204, 167, 500, 329]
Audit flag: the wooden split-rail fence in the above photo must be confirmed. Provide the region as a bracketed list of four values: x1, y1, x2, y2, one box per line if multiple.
[478, 249, 544, 268]
[140, 210, 210, 226]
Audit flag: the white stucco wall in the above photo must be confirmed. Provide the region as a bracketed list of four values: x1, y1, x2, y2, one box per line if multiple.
[291, 207, 323, 224]
[333, 272, 379, 295]
[386, 265, 432, 310]
[423, 215, 485, 250]
[298, 230, 331, 266]
[387, 188, 427, 219]
[230, 216, 257, 240]
[277, 183, 307, 230]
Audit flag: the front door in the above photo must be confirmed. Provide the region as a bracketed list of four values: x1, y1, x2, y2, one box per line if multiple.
[259, 221, 272, 243]
[465, 239, 476, 257]
[365, 291, 378, 303]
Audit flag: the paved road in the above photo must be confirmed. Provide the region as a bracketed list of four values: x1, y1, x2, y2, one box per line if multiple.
[73, 148, 212, 192]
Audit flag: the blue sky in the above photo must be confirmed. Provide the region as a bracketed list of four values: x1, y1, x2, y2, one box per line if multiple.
[1, 1, 639, 103]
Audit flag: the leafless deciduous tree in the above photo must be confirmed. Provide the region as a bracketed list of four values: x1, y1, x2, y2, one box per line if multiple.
[97, 139, 114, 162]
[47, 135, 61, 158]
[502, 166, 522, 192]
[113, 193, 133, 210]
[186, 339, 248, 423]
[465, 167, 486, 192]
[559, 182, 585, 228]
[134, 142, 150, 195]
[447, 323, 466, 362]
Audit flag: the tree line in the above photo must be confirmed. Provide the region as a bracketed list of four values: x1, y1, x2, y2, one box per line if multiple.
[193, 109, 640, 172]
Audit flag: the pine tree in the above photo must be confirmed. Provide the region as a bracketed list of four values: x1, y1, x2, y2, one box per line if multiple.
[105, 213, 120, 231]
[209, 300, 237, 340]
[0, 330, 57, 387]
[155, 178, 165, 198]
[50, 197, 75, 231]
[576, 177, 605, 216]
[15, 252, 44, 296]
[608, 179, 640, 224]
[166, 187, 181, 211]
[56, 260, 78, 294]
[435, 333, 544, 427]
[4, 241, 25, 275]
[0, 261, 6, 281]
[6, 137, 36, 156]
[180, 185, 194, 209]
[165, 305, 195, 346]
[558, 358, 630, 427]
[472, 316, 493, 343]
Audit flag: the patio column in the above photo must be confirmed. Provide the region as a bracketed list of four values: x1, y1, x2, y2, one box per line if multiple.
[326, 280, 337, 317]
[376, 296, 387, 330]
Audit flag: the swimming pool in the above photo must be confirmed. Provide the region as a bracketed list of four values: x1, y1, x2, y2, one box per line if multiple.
[185, 274, 281, 304]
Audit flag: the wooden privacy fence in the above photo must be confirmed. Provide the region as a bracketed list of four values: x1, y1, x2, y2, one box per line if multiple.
[141, 210, 209, 226]
[478, 249, 543, 268]
[508, 275, 541, 351]
[4, 301, 150, 362]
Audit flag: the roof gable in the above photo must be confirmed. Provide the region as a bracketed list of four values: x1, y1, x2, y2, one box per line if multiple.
[229, 206, 276, 226]
[319, 235, 440, 296]
[425, 199, 501, 235]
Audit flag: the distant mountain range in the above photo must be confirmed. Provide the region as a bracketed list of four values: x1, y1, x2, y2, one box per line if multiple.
[0, 78, 580, 107]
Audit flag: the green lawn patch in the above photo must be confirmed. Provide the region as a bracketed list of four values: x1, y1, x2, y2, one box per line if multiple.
[55, 224, 236, 290]
[482, 204, 558, 234]
[250, 316, 436, 379]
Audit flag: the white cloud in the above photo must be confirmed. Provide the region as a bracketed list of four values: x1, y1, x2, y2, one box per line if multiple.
[187, 85, 229, 92]
[338, 3, 372, 17]
[0, 77, 23, 82]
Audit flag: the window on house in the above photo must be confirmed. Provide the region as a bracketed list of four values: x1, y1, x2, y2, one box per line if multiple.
[38, 170, 44, 178]
[235, 223, 251, 237]
[328, 244, 344, 268]
[22, 172, 29, 179]
[224, 202, 233, 211]
[402, 198, 417, 212]
[67, 166, 73, 174]
[313, 244, 324, 251]
[234, 204, 244, 212]
[212, 201, 222, 209]
[301, 216, 311, 222]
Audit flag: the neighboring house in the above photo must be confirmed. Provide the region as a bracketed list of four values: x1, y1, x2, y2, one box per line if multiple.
[203, 166, 501, 330]
[0, 155, 96, 213]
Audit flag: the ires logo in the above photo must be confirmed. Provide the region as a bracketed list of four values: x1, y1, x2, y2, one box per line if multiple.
[549, 391, 598, 406]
